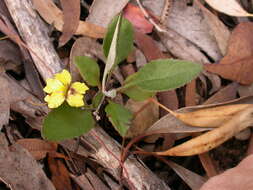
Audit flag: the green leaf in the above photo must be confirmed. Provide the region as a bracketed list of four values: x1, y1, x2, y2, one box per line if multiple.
[105, 101, 133, 137]
[123, 59, 202, 92]
[42, 103, 95, 141]
[121, 85, 155, 101]
[92, 92, 104, 108]
[103, 15, 134, 64]
[74, 56, 100, 86]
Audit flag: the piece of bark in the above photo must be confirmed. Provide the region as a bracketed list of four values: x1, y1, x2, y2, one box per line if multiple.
[5, 0, 171, 189]
[4, 0, 62, 80]
[81, 127, 170, 190]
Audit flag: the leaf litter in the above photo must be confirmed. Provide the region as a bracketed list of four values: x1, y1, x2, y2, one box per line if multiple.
[1, 0, 253, 189]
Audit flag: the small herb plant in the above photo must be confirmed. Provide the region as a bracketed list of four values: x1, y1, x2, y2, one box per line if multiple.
[42, 14, 202, 141]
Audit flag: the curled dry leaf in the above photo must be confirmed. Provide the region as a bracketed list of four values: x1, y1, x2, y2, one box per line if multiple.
[152, 98, 251, 128]
[147, 96, 253, 134]
[31, 0, 105, 38]
[156, 105, 253, 156]
[205, 0, 253, 17]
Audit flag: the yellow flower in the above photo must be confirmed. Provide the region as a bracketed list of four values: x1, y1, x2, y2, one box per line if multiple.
[43, 69, 89, 108]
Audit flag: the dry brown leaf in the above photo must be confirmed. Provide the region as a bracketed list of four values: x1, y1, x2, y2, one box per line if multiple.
[204, 82, 238, 105]
[0, 40, 22, 68]
[48, 156, 72, 190]
[204, 22, 253, 85]
[147, 96, 253, 134]
[86, 0, 130, 27]
[222, 22, 253, 64]
[0, 143, 55, 190]
[165, 160, 206, 190]
[134, 31, 166, 61]
[16, 138, 58, 160]
[125, 99, 159, 137]
[202, 71, 221, 95]
[31, 0, 105, 38]
[123, 3, 153, 34]
[59, 0, 80, 46]
[205, 56, 253, 85]
[195, 0, 230, 55]
[156, 105, 253, 156]
[153, 97, 250, 128]
[205, 0, 253, 17]
[185, 80, 197, 107]
[238, 83, 253, 97]
[166, 0, 222, 61]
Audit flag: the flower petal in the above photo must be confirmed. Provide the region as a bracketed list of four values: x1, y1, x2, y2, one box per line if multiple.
[66, 94, 84, 107]
[44, 92, 65, 108]
[55, 69, 71, 85]
[70, 82, 89, 94]
[43, 78, 65, 93]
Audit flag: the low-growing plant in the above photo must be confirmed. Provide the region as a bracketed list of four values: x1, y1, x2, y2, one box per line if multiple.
[42, 14, 202, 141]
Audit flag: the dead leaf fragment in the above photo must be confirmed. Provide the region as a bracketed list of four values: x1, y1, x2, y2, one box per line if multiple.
[0, 143, 55, 190]
[195, 0, 230, 55]
[48, 156, 72, 190]
[185, 80, 197, 107]
[222, 22, 253, 65]
[205, 0, 253, 17]
[205, 56, 253, 85]
[165, 159, 206, 190]
[147, 96, 253, 135]
[166, 0, 222, 61]
[156, 105, 253, 156]
[204, 22, 253, 85]
[123, 3, 153, 33]
[151, 98, 251, 128]
[125, 99, 159, 137]
[86, 0, 130, 27]
[204, 82, 238, 105]
[32, 0, 105, 38]
[59, 0, 80, 46]
[16, 138, 58, 160]
[134, 31, 166, 61]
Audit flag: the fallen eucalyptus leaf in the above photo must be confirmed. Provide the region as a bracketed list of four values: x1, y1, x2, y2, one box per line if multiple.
[147, 96, 253, 134]
[156, 105, 253, 156]
[165, 104, 251, 128]
[59, 0, 80, 46]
